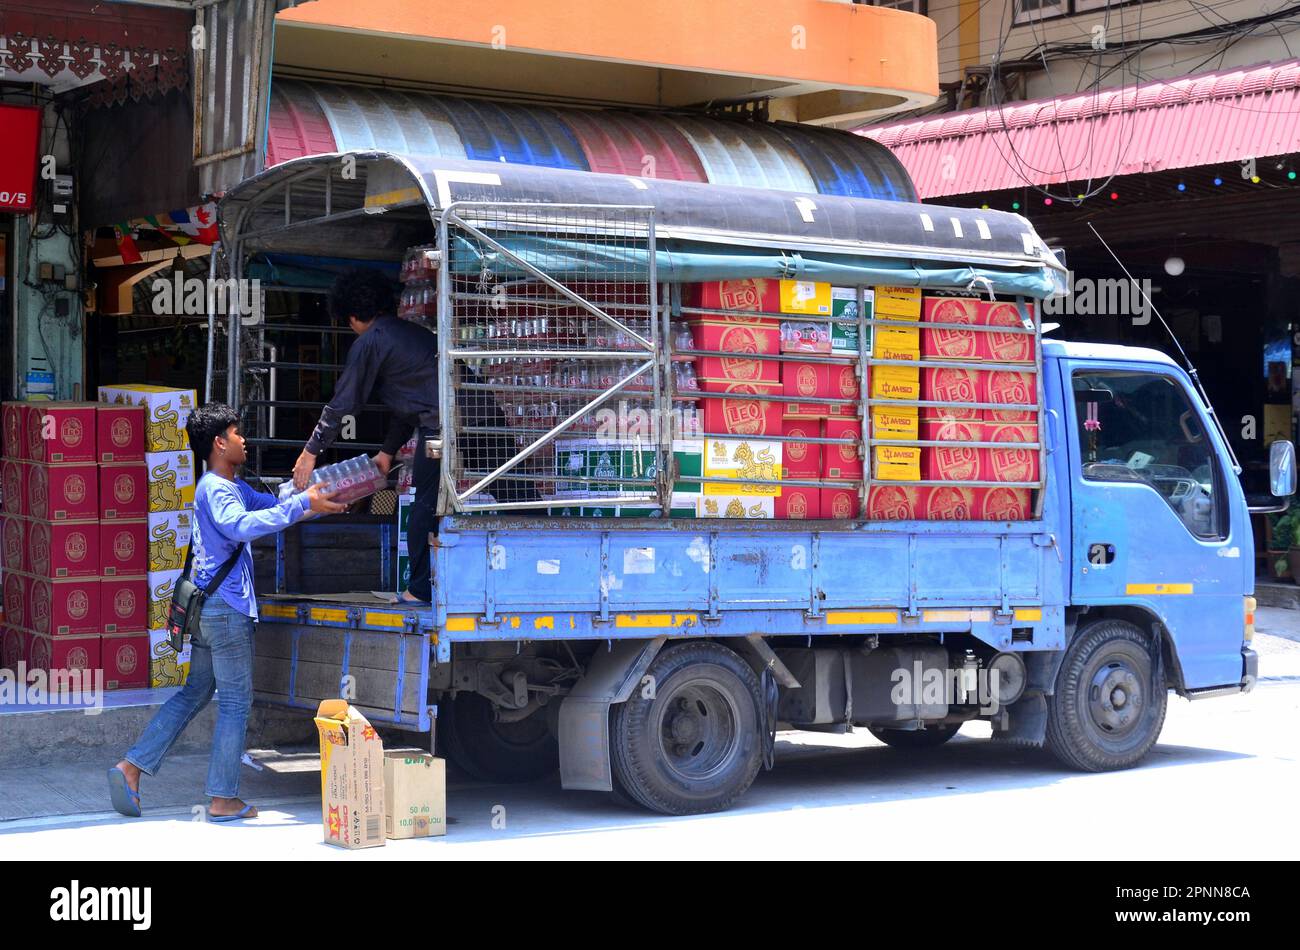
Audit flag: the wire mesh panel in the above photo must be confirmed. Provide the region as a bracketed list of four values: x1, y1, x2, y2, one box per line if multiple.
[438, 203, 660, 513]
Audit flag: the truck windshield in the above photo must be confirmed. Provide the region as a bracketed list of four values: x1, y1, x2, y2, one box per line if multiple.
[1072, 370, 1223, 539]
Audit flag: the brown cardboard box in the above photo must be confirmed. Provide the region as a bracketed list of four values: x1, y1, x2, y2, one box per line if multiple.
[383, 752, 446, 839]
[315, 700, 386, 850]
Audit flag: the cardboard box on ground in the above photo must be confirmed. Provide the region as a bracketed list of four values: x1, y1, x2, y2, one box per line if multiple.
[315, 700, 386, 850]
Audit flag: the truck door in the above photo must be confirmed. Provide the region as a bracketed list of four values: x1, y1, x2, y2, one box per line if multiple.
[1061, 361, 1249, 688]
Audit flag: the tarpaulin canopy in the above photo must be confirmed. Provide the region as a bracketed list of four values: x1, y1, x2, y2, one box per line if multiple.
[218, 150, 1063, 296]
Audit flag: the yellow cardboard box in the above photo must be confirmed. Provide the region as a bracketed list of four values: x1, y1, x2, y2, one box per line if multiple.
[148, 509, 192, 572]
[870, 365, 921, 401]
[383, 752, 446, 839]
[874, 444, 922, 480]
[146, 451, 195, 512]
[148, 628, 191, 687]
[778, 280, 832, 315]
[146, 569, 182, 633]
[98, 385, 195, 452]
[703, 437, 782, 496]
[874, 324, 920, 362]
[315, 700, 386, 850]
[874, 286, 922, 320]
[697, 495, 775, 518]
[871, 405, 919, 441]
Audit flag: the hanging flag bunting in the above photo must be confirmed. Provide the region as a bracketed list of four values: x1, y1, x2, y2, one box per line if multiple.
[112, 223, 142, 264]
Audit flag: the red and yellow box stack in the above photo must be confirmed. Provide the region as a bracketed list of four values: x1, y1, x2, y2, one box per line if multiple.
[1, 399, 156, 687]
[913, 295, 1039, 520]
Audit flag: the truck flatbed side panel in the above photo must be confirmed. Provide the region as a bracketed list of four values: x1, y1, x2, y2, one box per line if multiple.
[435, 522, 1064, 620]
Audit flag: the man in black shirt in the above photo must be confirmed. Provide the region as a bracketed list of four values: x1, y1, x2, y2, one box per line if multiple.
[293, 269, 440, 603]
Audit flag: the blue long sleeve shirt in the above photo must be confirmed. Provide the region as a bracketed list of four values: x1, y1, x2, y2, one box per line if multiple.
[191, 472, 312, 619]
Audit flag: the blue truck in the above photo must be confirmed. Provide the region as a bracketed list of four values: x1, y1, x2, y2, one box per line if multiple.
[214, 151, 1294, 815]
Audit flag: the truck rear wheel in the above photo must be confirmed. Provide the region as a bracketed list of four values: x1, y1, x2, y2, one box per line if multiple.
[610, 642, 763, 815]
[441, 692, 559, 784]
[1046, 620, 1168, 772]
[868, 723, 961, 748]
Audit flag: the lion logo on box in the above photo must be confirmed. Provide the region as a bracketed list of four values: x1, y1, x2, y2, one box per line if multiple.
[149, 463, 184, 510]
[732, 442, 778, 483]
[150, 522, 185, 571]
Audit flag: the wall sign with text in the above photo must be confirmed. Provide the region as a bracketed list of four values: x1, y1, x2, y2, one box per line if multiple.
[0, 104, 42, 214]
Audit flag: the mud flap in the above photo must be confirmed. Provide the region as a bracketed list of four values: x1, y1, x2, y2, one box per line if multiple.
[993, 691, 1048, 748]
[557, 637, 665, 792]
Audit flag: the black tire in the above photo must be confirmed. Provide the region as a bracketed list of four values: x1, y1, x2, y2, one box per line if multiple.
[868, 722, 961, 748]
[1046, 620, 1168, 772]
[610, 642, 763, 815]
[440, 691, 558, 783]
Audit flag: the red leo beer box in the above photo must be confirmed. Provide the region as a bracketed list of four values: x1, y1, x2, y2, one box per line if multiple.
[3, 571, 25, 630]
[100, 576, 148, 633]
[821, 482, 860, 520]
[100, 463, 149, 520]
[1, 513, 25, 573]
[781, 419, 821, 479]
[2, 457, 24, 513]
[101, 631, 150, 689]
[866, 484, 926, 521]
[96, 403, 147, 463]
[822, 418, 863, 480]
[25, 462, 98, 521]
[27, 573, 101, 636]
[27, 631, 101, 679]
[976, 486, 1033, 520]
[921, 297, 1036, 363]
[100, 519, 149, 576]
[25, 402, 98, 464]
[692, 317, 781, 388]
[27, 519, 100, 578]
[775, 485, 821, 519]
[2, 625, 24, 671]
[700, 382, 783, 437]
[2, 402, 26, 460]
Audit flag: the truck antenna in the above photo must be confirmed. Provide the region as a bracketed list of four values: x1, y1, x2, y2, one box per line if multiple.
[1087, 222, 1241, 475]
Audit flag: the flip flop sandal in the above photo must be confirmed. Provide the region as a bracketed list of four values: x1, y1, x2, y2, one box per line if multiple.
[209, 803, 257, 823]
[107, 767, 142, 818]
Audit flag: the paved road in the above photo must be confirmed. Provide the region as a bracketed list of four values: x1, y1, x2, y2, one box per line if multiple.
[3, 623, 1296, 861]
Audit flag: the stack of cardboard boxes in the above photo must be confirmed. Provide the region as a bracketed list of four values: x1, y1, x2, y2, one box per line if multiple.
[0, 386, 196, 688]
[864, 296, 1037, 520]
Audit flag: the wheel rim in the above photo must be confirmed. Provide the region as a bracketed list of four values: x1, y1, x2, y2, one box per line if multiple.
[1087, 659, 1144, 738]
[654, 680, 741, 783]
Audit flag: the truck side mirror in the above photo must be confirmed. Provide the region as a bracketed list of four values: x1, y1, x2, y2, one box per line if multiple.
[1270, 440, 1296, 497]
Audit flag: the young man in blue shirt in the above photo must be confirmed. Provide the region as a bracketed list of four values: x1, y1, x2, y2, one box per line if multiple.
[109, 403, 344, 822]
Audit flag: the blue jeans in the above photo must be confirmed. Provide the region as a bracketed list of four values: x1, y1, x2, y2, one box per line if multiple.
[125, 597, 255, 799]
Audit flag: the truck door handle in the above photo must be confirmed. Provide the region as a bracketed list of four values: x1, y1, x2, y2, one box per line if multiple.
[1045, 409, 1061, 454]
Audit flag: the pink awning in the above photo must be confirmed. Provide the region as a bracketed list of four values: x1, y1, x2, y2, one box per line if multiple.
[859, 60, 1300, 199]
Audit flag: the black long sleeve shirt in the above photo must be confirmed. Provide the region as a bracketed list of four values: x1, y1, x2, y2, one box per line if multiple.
[305, 315, 440, 458]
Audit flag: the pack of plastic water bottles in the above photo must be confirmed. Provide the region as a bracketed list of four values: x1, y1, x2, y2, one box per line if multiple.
[277, 455, 389, 506]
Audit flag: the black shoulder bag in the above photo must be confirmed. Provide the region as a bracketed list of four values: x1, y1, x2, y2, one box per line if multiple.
[167, 542, 243, 652]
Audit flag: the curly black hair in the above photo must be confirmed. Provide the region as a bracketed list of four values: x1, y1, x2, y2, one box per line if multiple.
[186, 402, 240, 461]
[328, 268, 398, 325]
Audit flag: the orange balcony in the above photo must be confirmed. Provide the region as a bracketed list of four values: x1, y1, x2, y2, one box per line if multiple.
[275, 0, 938, 125]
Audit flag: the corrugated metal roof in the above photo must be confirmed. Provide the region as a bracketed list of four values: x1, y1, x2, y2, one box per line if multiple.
[859, 60, 1300, 199]
[266, 79, 915, 199]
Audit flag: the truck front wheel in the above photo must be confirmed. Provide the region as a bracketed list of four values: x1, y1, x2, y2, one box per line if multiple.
[611, 642, 763, 815]
[1046, 620, 1168, 772]
[441, 692, 559, 783]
